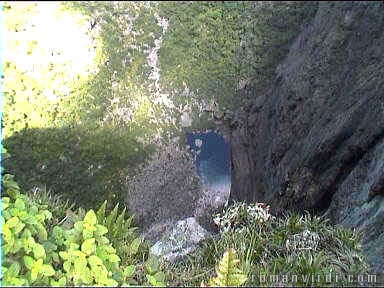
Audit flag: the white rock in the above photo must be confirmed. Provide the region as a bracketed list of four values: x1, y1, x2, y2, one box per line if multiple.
[149, 217, 210, 262]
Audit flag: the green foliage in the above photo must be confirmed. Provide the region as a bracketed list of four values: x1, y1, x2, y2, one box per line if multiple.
[158, 1, 318, 116]
[166, 203, 369, 287]
[2, 173, 57, 286]
[96, 200, 149, 265]
[4, 125, 153, 209]
[144, 257, 167, 287]
[1, 172, 165, 286]
[3, 2, 93, 137]
[3, 2, 170, 209]
[206, 248, 247, 287]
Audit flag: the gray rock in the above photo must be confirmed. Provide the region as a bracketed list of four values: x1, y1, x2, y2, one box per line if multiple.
[148, 217, 210, 262]
[228, 2, 384, 273]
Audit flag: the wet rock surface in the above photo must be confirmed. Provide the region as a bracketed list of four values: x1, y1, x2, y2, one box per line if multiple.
[229, 2, 384, 273]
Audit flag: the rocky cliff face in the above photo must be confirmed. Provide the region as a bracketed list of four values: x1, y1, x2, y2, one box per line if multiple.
[228, 2, 384, 273]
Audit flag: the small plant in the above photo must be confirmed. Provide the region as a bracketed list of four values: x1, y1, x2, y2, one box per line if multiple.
[26, 186, 75, 223]
[213, 202, 274, 232]
[145, 256, 167, 287]
[56, 209, 134, 286]
[204, 248, 247, 287]
[96, 200, 147, 265]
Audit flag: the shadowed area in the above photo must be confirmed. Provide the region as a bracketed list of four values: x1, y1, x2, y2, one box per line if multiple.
[187, 131, 231, 193]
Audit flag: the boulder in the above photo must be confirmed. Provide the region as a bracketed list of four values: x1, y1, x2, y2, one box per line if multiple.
[148, 217, 211, 263]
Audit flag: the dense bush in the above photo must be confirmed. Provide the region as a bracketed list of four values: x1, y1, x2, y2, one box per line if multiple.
[158, 1, 319, 113]
[1, 171, 166, 286]
[3, 2, 170, 210]
[4, 125, 153, 209]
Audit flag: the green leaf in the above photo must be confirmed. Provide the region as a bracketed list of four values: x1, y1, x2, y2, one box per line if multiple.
[51, 252, 60, 263]
[52, 225, 63, 236]
[84, 210, 98, 226]
[74, 256, 87, 271]
[8, 262, 21, 277]
[88, 255, 103, 267]
[83, 228, 94, 239]
[41, 264, 55, 277]
[123, 265, 135, 278]
[43, 241, 57, 254]
[31, 258, 43, 282]
[13, 221, 25, 234]
[145, 257, 160, 275]
[63, 261, 71, 272]
[106, 203, 119, 229]
[208, 248, 247, 287]
[7, 216, 20, 228]
[129, 237, 142, 255]
[154, 271, 166, 283]
[74, 221, 84, 232]
[59, 251, 68, 260]
[113, 206, 126, 237]
[81, 238, 96, 255]
[96, 200, 107, 223]
[146, 274, 164, 287]
[58, 276, 67, 286]
[14, 198, 25, 210]
[32, 243, 46, 259]
[42, 210, 52, 220]
[95, 224, 108, 237]
[98, 236, 110, 245]
[36, 222, 48, 241]
[79, 267, 93, 284]
[23, 255, 35, 270]
[108, 253, 120, 263]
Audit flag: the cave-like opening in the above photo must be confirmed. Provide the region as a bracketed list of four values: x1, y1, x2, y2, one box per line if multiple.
[187, 131, 231, 193]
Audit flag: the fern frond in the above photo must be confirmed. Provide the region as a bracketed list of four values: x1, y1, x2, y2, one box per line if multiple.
[206, 248, 247, 287]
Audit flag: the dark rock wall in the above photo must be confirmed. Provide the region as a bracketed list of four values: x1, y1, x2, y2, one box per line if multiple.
[229, 1, 384, 273]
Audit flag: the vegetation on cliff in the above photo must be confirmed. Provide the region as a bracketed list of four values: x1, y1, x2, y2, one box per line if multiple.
[2, 1, 380, 286]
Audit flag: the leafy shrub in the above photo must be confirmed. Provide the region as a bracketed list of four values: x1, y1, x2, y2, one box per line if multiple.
[1, 172, 165, 286]
[4, 125, 153, 209]
[2, 174, 55, 286]
[25, 186, 75, 224]
[96, 200, 149, 266]
[144, 256, 167, 287]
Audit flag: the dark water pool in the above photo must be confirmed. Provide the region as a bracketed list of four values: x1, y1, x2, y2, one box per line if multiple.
[187, 131, 231, 191]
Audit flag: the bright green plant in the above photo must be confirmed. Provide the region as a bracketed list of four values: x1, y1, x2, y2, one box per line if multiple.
[0, 172, 156, 286]
[144, 256, 167, 287]
[55, 209, 136, 286]
[96, 200, 148, 265]
[205, 248, 247, 287]
[2, 174, 55, 286]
